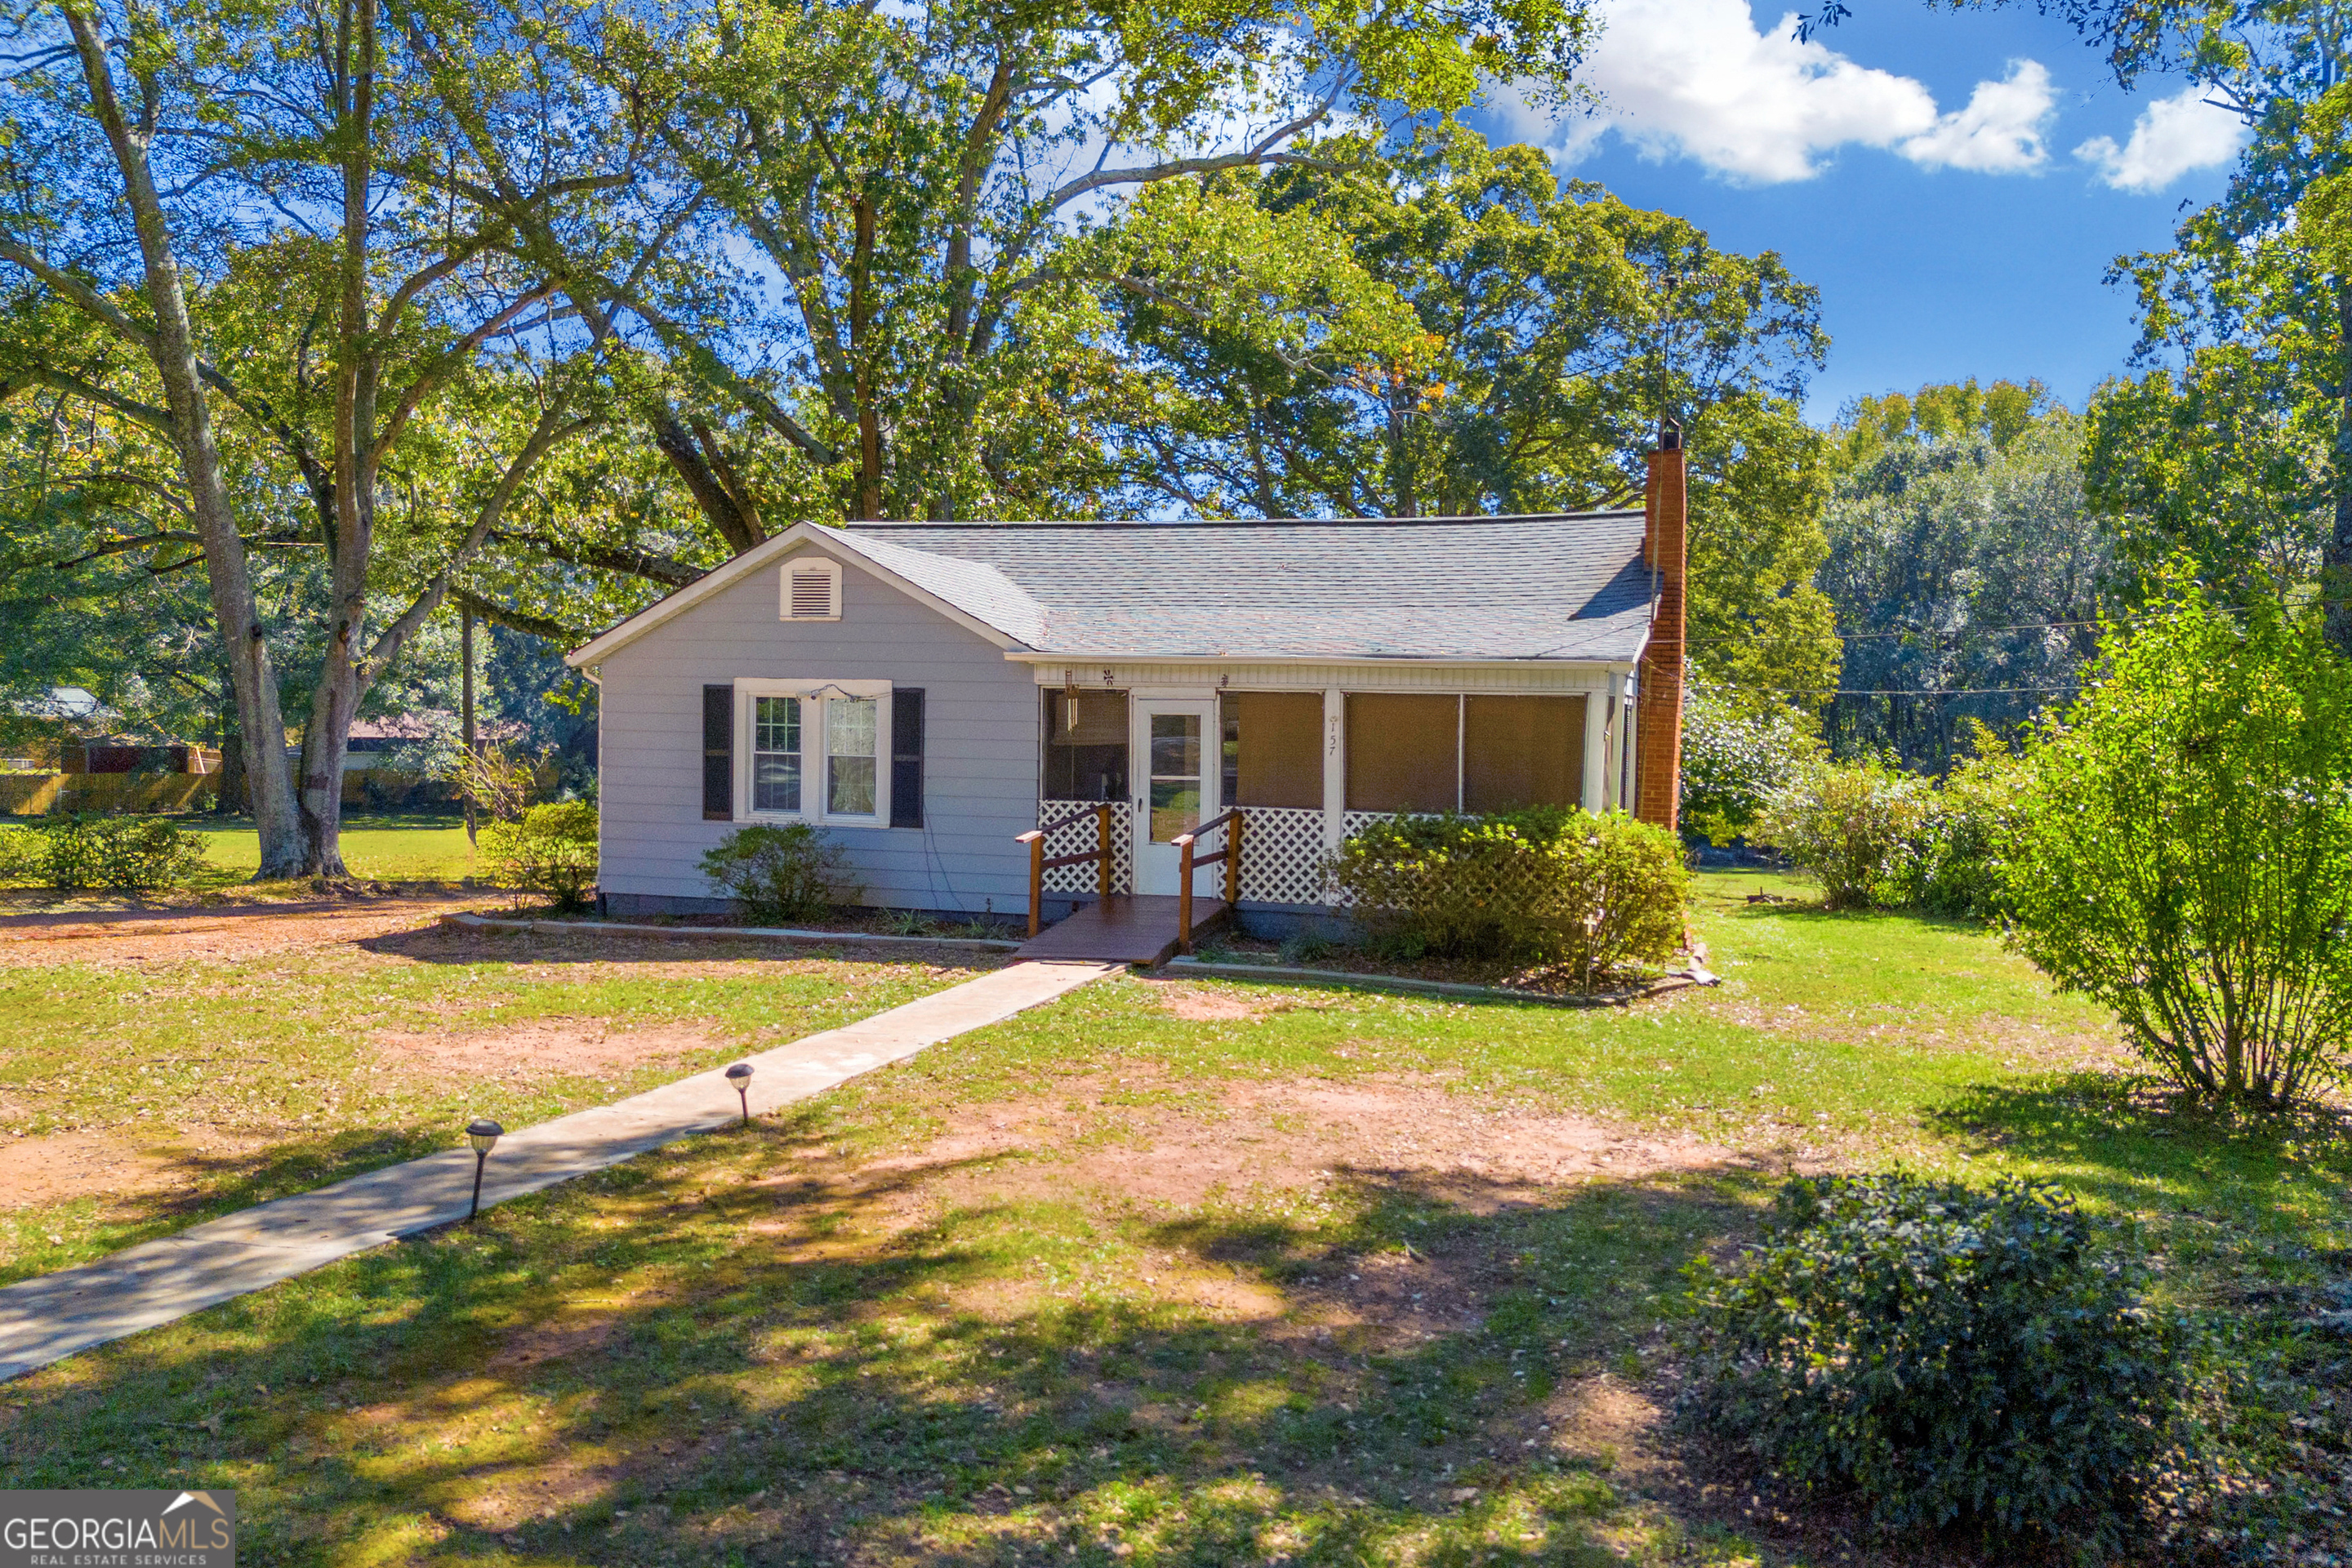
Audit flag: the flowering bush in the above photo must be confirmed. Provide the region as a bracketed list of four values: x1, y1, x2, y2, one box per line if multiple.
[1752, 760, 1929, 910]
[1680, 689, 1820, 847]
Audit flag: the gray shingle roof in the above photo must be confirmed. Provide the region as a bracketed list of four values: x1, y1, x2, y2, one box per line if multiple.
[838, 513, 1655, 662]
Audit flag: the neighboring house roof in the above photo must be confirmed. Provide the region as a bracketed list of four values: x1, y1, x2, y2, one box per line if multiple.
[568, 511, 1658, 668]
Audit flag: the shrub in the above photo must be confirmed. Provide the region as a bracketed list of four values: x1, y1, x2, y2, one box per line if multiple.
[38, 814, 209, 892]
[1752, 759, 1927, 910]
[2006, 589, 2352, 1108]
[1678, 1174, 2182, 1551]
[1328, 808, 1686, 987]
[0, 825, 41, 884]
[1680, 689, 1820, 847]
[1904, 727, 2034, 920]
[698, 822, 862, 924]
[479, 802, 599, 909]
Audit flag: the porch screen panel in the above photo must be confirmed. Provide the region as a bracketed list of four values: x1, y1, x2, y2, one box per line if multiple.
[1221, 692, 1323, 809]
[1463, 695, 1586, 812]
[1345, 694, 1458, 813]
[1044, 690, 1129, 801]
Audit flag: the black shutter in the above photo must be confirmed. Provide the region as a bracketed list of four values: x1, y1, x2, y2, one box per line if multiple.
[890, 688, 924, 828]
[702, 684, 733, 822]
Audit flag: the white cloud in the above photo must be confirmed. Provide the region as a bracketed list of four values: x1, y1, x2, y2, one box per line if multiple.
[2074, 86, 2249, 191]
[1499, 0, 2055, 184]
[1900, 60, 2056, 172]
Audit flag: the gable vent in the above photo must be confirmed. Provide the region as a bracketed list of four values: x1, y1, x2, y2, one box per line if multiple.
[782, 559, 841, 621]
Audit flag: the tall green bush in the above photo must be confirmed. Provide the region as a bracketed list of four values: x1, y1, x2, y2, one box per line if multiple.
[1752, 759, 1927, 910]
[699, 822, 862, 924]
[1679, 1174, 2183, 1551]
[1328, 808, 1686, 987]
[479, 802, 600, 909]
[1904, 724, 2034, 920]
[2007, 590, 2352, 1108]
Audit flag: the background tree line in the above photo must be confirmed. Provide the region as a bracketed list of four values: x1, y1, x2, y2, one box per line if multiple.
[0, 0, 1845, 876]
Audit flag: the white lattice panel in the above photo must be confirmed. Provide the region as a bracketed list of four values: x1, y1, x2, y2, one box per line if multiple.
[1236, 806, 1329, 905]
[1038, 800, 1132, 894]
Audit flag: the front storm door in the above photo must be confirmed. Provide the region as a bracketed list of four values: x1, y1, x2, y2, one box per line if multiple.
[1132, 699, 1222, 897]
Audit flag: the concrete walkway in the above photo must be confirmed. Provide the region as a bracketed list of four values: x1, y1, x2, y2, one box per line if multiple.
[0, 958, 1118, 1382]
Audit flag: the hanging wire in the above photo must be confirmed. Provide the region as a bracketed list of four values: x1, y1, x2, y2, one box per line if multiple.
[1685, 595, 2352, 651]
[1693, 682, 2080, 697]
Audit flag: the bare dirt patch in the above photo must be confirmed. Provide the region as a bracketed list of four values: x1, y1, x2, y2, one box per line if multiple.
[884, 1074, 1735, 1218]
[1147, 982, 1278, 1022]
[372, 1021, 723, 1081]
[0, 1125, 271, 1212]
[0, 1130, 173, 1209]
[0, 896, 499, 969]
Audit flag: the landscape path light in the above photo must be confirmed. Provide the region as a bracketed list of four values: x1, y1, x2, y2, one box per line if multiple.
[725, 1062, 754, 1125]
[466, 1119, 503, 1221]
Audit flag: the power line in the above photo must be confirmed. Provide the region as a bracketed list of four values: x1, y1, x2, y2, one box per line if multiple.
[1686, 595, 2352, 651]
[1694, 682, 2078, 698]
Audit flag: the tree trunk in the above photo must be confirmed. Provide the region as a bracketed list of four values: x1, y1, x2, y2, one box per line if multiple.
[650, 409, 764, 554]
[296, 0, 383, 882]
[461, 605, 478, 847]
[2330, 280, 2352, 656]
[851, 194, 883, 520]
[60, 7, 304, 877]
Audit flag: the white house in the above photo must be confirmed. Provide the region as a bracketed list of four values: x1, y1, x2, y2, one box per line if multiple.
[565, 434, 1690, 949]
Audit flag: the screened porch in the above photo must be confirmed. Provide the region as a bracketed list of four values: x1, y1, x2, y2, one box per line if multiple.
[1035, 682, 1626, 909]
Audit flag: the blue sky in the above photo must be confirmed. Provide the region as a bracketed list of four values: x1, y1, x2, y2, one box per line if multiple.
[1472, 0, 2247, 420]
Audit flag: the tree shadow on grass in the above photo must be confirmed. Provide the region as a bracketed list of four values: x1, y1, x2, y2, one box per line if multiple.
[0, 1127, 447, 1290]
[0, 1110, 1794, 1566]
[360, 920, 1018, 973]
[1930, 1069, 2352, 1241]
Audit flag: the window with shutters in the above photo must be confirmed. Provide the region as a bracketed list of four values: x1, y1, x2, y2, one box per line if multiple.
[779, 556, 842, 621]
[751, 697, 803, 812]
[734, 679, 889, 825]
[825, 697, 878, 816]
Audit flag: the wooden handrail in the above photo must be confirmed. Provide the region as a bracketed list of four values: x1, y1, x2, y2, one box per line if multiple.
[1185, 806, 1243, 840]
[1020, 800, 1119, 937]
[1174, 807, 1246, 955]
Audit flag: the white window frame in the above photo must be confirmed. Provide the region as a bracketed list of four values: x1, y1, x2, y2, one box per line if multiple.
[733, 678, 893, 827]
[779, 556, 843, 621]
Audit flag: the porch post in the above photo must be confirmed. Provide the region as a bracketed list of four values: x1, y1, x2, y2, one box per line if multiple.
[1321, 687, 1345, 856]
[1582, 686, 1608, 813]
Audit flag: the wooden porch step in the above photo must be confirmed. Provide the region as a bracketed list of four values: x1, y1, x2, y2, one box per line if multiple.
[1013, 894, 1231, 965]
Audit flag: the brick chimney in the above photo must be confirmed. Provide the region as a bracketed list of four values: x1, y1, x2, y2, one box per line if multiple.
[1633, 421, 1686, 832]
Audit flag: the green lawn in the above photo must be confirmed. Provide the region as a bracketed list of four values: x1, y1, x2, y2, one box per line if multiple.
[0, 924, 997, 1285]
[189, 813, 481, 884]
[0, 873, 2344, 1564]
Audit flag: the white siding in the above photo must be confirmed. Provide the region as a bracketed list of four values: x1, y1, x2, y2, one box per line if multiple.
[593, 555, 1040, 915]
